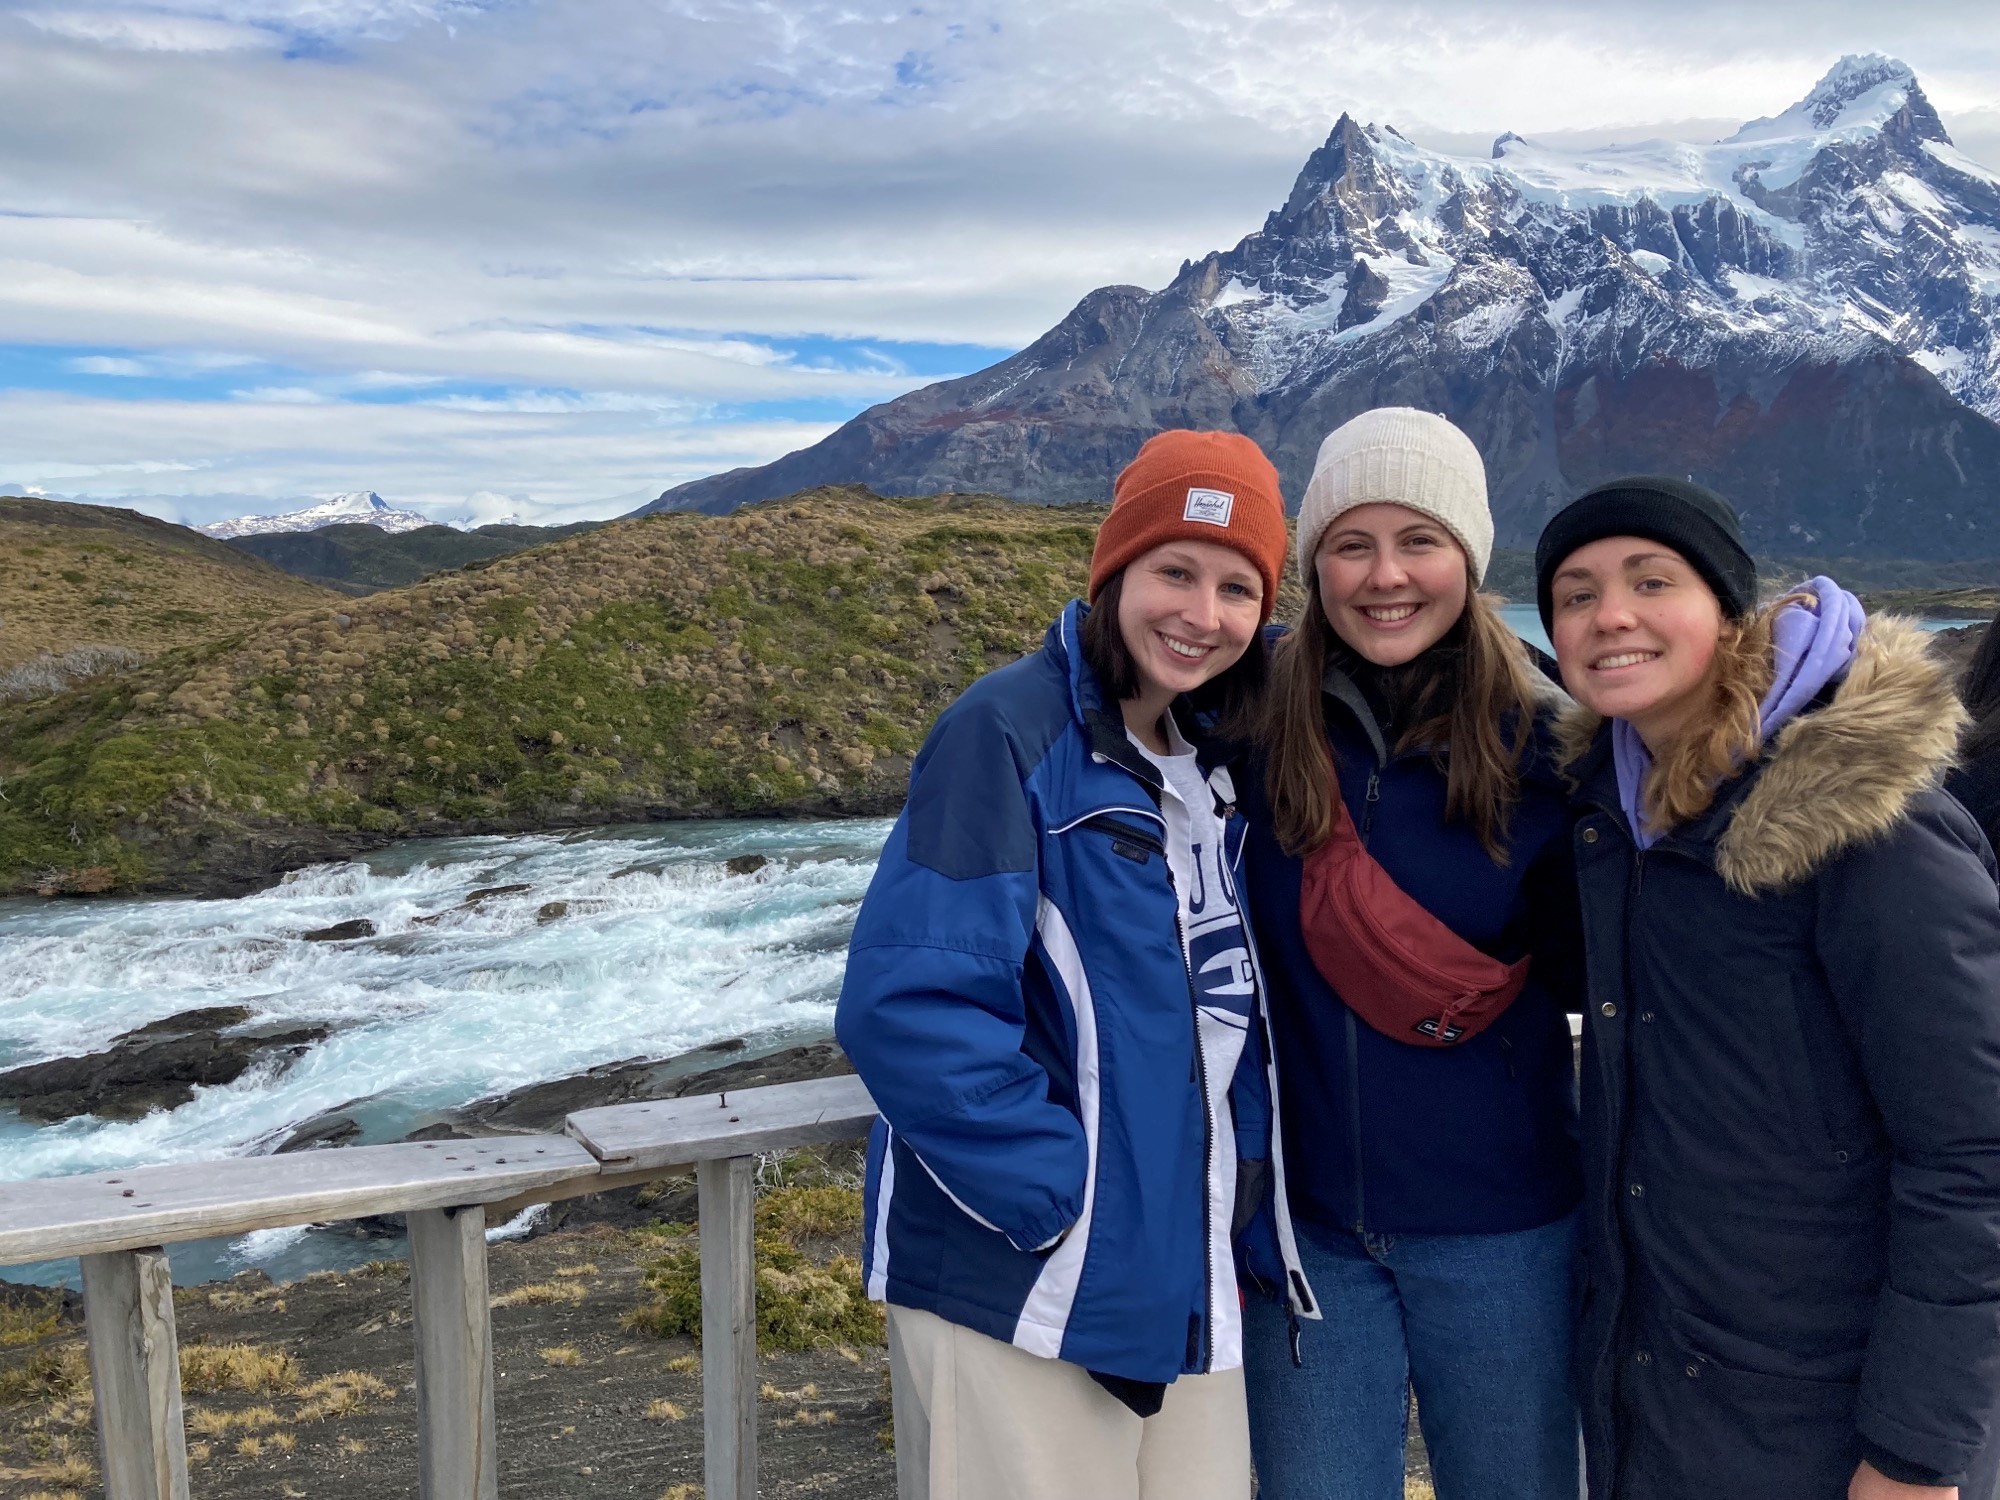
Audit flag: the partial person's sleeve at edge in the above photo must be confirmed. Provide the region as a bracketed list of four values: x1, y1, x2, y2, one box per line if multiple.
[834, 701, 1087, 1255]
[1817, 799, 2000, 1482]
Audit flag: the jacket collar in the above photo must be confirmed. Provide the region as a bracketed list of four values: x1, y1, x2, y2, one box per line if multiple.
[1047, 599, 1240, 809]
[1559, 615, 1965, 894]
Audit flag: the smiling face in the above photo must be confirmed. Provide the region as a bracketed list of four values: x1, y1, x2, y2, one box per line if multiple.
[1114, 538, 1265, 715]
[1548, 535, 1727, 750]
[1313, 503, 1471, 666]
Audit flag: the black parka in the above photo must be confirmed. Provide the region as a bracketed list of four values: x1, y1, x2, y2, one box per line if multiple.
[1565, 616, 2000, 1499]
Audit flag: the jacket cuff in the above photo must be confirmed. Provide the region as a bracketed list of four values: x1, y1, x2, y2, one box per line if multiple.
[1859, 1285, 2000, 1480]
[1006, 1208, 1078, 1256]
[1860, 1438, 1958, 1489]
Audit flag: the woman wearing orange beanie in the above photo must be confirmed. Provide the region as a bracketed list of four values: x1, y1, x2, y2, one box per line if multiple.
[837, 429, 1316, 1499]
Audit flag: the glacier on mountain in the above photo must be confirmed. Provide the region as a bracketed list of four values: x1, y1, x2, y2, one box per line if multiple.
[199, 492, 447, 539]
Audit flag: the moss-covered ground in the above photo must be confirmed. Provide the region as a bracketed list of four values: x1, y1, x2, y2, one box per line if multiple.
[0, 488, 1105, 895]
[0, 498, 338, 676]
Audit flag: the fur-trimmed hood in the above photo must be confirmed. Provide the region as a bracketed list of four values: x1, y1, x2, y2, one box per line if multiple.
[1559, 615, 1967, 895]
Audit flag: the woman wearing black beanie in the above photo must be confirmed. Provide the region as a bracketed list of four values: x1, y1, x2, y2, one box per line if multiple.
[1537, 476, 2000, 1500]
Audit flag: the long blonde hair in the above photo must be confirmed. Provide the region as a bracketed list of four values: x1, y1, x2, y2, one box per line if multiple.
[1260, 565, 1541, 862]
[1632, 598, 1791, 834]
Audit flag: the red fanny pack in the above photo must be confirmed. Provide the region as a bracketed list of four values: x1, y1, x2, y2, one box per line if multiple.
[1298, 784, 1528, 1048]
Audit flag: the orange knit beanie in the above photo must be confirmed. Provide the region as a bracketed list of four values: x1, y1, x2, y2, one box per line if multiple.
[1088, 429, 1288, 620]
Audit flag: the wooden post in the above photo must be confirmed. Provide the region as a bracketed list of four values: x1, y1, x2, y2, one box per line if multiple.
[409, 1206, 498, 1500]
[80, 1247, 188, 1500]
[700, 1154, 758, 1500]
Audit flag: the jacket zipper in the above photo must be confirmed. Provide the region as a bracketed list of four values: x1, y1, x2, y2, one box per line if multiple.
[1172, 867, 1217, 1373]
[1347, 768, 1383, 1232]
[1085, 749, 1215, 1373]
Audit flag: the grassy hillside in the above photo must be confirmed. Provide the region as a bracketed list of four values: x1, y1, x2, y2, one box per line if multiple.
[0, 489, 1104, 895]
[227, 521, 601, 592]
[0, 498, 340, 691]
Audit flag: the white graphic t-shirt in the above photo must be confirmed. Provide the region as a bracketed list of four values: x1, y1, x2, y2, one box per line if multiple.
[1129, 711, 1254, 1372]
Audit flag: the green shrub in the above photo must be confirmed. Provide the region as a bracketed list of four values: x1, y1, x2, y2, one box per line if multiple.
[624, 1232, 881, 1352]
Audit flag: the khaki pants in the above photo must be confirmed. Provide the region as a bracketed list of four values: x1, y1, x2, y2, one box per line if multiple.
[886, 1304, 1251, 1500]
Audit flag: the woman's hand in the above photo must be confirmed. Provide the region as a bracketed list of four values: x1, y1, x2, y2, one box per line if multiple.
[1850, 1460, 1957, 1500]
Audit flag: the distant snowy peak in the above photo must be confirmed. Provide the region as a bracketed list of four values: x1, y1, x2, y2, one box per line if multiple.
[1186, 55, 2000, 420]
[1731, 53, 1936, 144]
[199, 491, 444, 539]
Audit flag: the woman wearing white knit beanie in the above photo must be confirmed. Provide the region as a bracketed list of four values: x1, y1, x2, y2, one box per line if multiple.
[1232, 408, 1583, 1499]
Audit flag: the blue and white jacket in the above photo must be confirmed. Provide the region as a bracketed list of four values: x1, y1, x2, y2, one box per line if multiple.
[836, 601, 1316, 1383]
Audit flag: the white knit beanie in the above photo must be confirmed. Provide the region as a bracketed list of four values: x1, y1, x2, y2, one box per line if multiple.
[1295, 408, 1494, 584]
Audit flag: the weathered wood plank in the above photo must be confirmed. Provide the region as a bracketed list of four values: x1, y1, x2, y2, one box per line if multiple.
[700, 1155, 758, 1500]
[480, 1162, 681, 1224]
[566, 1074, 876, 1172]
[0, 1136, 600, 1267]
[410, 1206, 499, 1500]
[81, 1247, 189, 1500]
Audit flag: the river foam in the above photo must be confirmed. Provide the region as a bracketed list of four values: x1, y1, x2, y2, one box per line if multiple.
[0, 819, 891, 1189]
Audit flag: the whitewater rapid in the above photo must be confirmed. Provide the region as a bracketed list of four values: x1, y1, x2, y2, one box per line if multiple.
[0, 819, 890, 1191]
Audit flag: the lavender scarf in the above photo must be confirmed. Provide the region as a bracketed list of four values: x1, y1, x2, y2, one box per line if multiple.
[1613, 576, 1866, 849]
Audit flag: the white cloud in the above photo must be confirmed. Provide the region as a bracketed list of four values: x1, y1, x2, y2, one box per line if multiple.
[66, 355, 149, 376]
[18, 8, 280, 51]
[0, 388, 840, 523]
[2, 0, 1997, 517]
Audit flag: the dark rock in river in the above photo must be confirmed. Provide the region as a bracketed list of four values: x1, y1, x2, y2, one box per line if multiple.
[0, 1009, 331, 1123]
[452, 1037, 845, 1137]
[301, 918, 376, 942]
[725, 854, 769, 876]
[462, 884, 531, 905]
[536, 901, 569, 924]
[273, 1113, 363, 1154]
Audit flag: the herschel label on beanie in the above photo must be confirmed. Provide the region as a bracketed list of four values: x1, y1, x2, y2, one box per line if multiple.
[1183, 487, 1235, 526]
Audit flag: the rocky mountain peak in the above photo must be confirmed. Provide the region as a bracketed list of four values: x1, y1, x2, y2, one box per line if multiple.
[1730, 52, 1946, 152]
[642, 60, 2000, 561]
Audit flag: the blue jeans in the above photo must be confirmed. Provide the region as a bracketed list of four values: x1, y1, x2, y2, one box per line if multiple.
[1243, 1212, 1580, 1500]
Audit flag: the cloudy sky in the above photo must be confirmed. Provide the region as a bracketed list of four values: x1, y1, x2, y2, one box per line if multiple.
[2, 1, 1996, 528]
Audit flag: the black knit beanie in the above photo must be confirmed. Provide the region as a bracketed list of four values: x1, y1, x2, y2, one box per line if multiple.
[1535, 476, 1757, 632]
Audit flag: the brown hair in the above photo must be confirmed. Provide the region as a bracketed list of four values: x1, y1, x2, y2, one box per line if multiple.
[1630, 599, 1789, 834]
[1081, 568, 1270, 727]
[1260, 566, 1541, 861]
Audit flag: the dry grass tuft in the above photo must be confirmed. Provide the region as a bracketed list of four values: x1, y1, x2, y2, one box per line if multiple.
[538, 1346, 585, 1368]
[659, 1485, 702, 1500]
[295, 1370, 394, 1422]
[665, 1353, 700, 1375]
[0, 1344, 90, 1407]
[0, 1290, 63, 1347]
[187, 1404, 284, 1437]
[24, 1435, 96, 1487]
[775, 1408, 839, 1429]
[336, 1437, 370, 1457]
[552, 1263, 598, 1278]
[493, 1280, 588, 1309]
[179, 1342, 301, 1396]
[644, 1398, 685, 1422]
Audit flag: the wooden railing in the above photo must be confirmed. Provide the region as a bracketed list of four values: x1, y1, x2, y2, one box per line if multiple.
[0, 1073, 879, 1500]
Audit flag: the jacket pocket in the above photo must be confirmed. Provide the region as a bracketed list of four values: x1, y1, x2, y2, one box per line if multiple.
[1667, 1303, 1863, 1391]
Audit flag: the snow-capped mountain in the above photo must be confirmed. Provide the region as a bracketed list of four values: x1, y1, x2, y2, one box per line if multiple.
[199, 492, 443, 539]
[643, 55, 2000, 559]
